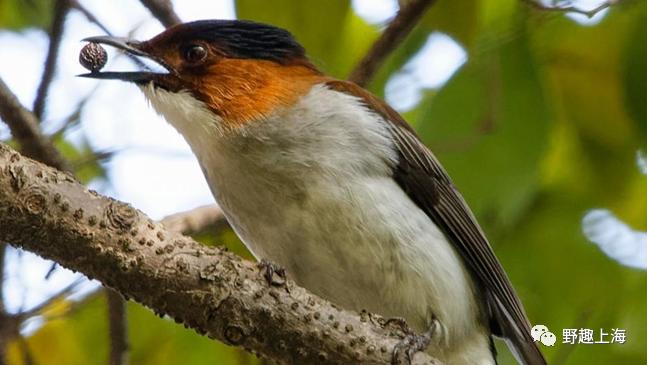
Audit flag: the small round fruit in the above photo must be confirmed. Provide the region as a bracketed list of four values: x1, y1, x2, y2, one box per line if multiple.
[79, 42, 107, 72]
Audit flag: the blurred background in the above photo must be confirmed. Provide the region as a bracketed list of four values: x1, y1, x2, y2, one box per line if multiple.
[0, 0, 646, 364]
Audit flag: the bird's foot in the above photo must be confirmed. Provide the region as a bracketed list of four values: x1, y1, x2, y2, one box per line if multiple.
[257, 259, 287, 287]
[391, 316, 439, 365]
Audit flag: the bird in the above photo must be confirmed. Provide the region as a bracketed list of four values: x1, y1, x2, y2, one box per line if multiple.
[80, 19, 546, 365]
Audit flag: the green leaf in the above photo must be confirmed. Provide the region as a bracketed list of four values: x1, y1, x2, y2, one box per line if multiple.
[15, 293, 260, 365]
[622, 7, 647, 139]
[54, 136, 107, 184]
[235, 0, 378, 77]
[367, 0, 479, 97]
[413, 27, 550, 227]
[0, 0, 53, 30]
[11, 294, 108, 365]
[127, 300, 260, 365]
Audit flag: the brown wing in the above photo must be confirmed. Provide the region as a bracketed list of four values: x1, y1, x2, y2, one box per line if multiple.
[326, 79, 546, 365]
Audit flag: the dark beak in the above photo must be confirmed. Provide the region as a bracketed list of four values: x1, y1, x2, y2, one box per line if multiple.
[77, 36, 176, 85]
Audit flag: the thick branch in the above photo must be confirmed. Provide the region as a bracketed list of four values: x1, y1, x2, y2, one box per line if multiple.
[0, 143, 438, 365]
[161, 204, 228, 236]
[139, 0, 181, 28]
[348, 0, 438, 87]
[33, 0, 70, 120]
[0, 77, 71, 172]
[3, 65, 130, 365]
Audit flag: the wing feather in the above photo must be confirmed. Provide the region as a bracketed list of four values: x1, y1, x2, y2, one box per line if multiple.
[325, 79, 546, 365]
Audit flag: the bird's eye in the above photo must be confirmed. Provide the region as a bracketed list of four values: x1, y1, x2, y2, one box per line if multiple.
[183, 44, 207, 63]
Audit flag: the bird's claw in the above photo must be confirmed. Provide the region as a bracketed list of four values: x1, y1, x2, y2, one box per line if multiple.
[384, 317, 414, 334]
[257, 259, 286, 287]
[391, 316, 439, 365]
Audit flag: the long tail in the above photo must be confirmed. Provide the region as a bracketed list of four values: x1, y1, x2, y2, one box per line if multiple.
[488, 291, 547, 365]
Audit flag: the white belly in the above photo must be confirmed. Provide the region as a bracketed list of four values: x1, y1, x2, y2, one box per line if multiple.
[215, 169, 478, 336]
[143, 83, 492, 364]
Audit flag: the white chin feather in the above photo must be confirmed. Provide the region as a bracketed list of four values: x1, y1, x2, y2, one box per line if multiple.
[139, 83, 226, 141]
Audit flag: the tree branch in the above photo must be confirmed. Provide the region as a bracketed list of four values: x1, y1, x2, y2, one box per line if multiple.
[0, 77, 71, 172]
[15, 278, 84, 320]
[107, 289, 129, 365]
[348, 0, 438, 87]
[33, 0, 71, 120]
[69, 0, 113, 35]
[520, 0, 619, 18]
[3, 66, 131, 365]
[161, 204, 228, 236]
[139, 0, 181, 28]
[0, 143, 439, 365]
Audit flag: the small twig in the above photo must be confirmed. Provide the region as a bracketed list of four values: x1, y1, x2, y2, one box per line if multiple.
[71, 149, 115, 170]
[33, 0, 71, 120]
[106, 289, 129, 365]
[521, 0, 618, 18]
[21, 288, 102, 325]
[139, 0, 181, 28]
[44, 261, 58, 280]
[69, 0, 113, 35]
[16, 278, 85, 320]
[348, 0, 439, 87]
[161, 204, 229, 236]
[0, 77, 71, 172]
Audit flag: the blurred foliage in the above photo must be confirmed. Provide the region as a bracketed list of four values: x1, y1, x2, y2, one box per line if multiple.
[55, 136, 108, 184]
[2, 0, 647, 364]
[0, 0, 52, 30]
[237, 0, 379, 76]
[6, 293, 260, 365]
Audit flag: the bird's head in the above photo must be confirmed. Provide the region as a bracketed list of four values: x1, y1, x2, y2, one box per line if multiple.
[80, 20, 325, 129]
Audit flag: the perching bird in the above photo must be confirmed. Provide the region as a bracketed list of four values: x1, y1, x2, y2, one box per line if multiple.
[80, 20, 546, 365]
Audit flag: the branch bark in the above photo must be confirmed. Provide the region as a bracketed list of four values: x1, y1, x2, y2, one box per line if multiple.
[0, 143, 439, 365]
[348, 0, 438, 87]
[161, 204, 228, 236]
[3, 67, 130, 364]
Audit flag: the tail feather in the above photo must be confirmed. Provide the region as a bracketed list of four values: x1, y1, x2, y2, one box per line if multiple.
[505, 335, 547, 365]
[488, 291, 547, 365]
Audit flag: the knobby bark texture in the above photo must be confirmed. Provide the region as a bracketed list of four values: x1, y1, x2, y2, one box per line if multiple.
[2, 72, 130, 364]
[0, 144, 439, 365]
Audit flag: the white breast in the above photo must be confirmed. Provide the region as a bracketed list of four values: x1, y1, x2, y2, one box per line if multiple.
[142, 83, 493, 364]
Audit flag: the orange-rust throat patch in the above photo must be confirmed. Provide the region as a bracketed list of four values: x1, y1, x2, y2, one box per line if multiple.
[187, 59, 325, 127]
